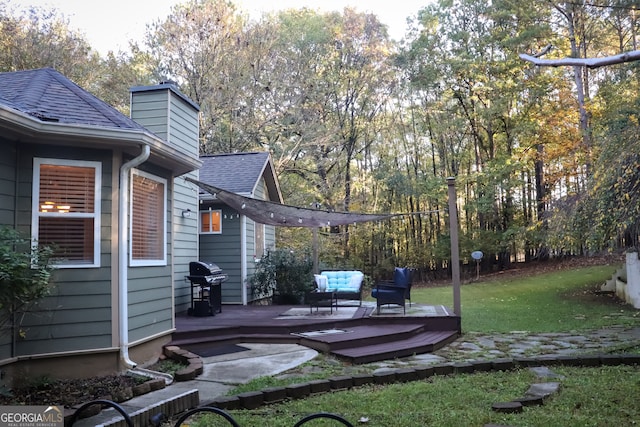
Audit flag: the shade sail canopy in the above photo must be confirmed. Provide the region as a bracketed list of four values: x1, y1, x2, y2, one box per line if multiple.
[187, 177, 395, 227]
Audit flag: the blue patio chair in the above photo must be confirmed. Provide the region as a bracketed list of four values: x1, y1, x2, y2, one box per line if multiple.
[371, 267, 413, 314]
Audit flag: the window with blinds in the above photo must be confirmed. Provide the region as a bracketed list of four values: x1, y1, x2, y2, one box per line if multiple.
[33, 158, 101, 268]
[199, 209, 222, 234]
[130, 170, 166, 266]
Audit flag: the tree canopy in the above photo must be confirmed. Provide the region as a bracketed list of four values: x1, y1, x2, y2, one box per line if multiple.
[3, 0, 639, 279]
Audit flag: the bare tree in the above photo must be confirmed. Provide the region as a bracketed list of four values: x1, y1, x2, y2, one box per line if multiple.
[520, 49, 640, 68]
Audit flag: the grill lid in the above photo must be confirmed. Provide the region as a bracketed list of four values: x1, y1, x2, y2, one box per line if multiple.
[189, 261, 223, 276]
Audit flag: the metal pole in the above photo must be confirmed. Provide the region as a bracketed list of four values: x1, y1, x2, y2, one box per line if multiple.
[447, 177, 462, 316]
[312, 227, 319, 274]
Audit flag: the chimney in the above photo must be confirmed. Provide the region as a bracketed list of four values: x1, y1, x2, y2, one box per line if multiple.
[129, 82, 200, 158]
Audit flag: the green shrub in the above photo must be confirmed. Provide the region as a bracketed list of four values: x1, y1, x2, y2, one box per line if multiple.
[0, 227, 55, 335]
[250, 249, 314, 304]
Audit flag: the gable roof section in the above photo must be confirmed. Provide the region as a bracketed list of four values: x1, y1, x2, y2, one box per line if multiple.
[199, 152, 283, 203]
[0, 68, 200, 175]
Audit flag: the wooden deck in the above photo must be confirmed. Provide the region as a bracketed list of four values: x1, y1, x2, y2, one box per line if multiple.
[170, 303, 461, 364]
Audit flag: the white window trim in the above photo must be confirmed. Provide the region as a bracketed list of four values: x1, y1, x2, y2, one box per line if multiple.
[129, 169, 167, 267]
[199, 208, 223, 235]
[31, 157, 102, 269]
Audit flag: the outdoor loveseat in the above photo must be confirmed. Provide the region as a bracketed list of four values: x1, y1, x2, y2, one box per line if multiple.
[314, 270, 364, 306]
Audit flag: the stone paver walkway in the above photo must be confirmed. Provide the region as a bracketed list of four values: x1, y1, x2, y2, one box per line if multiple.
[279, 326, 640, 378]
[431, 326, 640, 362]
[74, 326, 640, 425]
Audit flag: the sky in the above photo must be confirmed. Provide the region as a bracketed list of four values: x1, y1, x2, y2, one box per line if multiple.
[10, 0, 430, 55]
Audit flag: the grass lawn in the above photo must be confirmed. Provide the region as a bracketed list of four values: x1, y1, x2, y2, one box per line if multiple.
[201, 365, 640, 427]
[188, 263, 640, 427]
[412, 264, 639, 333]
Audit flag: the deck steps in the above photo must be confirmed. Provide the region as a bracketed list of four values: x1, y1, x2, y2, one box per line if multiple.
[170, 323, 460, 365]
[331, 330, 460, 364]
[169, 332, 298, 348]
[168, 305, 461, 364]
[297, 323, 428, 353]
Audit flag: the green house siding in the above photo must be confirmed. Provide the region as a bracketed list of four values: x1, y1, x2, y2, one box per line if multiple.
[4, 145, 116, 356]
[127, 166, 175, 342]
[0, 140, 16, 226]
[265, 225, 276, 255]
[246, 217, 256, 261]
[199, 205, 243, 304]
[0, 140, 16, 358]
[173, 171, 199, 314]
[245, 218, 260, 303]
[196, 173, 279, 305]
[127, 266, 173, 342]
[130, 85, 199, 157]
[131, 84, 200, 316]
[245, 217, 276, 295]
[246, 178, 277, 302]
[0, 141, 180, 358]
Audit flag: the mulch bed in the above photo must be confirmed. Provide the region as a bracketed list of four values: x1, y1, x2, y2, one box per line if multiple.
[0, 375, 141, 407]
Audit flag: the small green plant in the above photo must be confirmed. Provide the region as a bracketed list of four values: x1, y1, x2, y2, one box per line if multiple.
[28, 375, 55, 389]
[128, 373, 150, 385]
[0, 385, 13, 399]
[0, 227, 55, 336]
[250, 248, 314, 304]
[149, 359, 188, 377]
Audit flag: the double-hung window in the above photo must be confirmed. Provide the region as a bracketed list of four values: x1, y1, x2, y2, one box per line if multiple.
[199, 208, 222, 234]
[130, 169, 167, 266]
[32, 158, 101, 268]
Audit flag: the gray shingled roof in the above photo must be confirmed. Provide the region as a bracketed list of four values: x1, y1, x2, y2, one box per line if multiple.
[199, 152, 270, 195]
[0, 68, 146, 130]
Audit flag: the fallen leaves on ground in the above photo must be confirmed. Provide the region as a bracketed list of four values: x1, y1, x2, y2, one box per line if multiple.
[0, 375, 140, 407]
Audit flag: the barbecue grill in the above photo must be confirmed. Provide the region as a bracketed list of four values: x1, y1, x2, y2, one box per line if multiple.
[187, 261, 228, 316]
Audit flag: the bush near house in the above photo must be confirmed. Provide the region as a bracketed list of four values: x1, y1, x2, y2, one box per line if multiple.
[250, 249, 314, 304]
[0, 227, 55, 336]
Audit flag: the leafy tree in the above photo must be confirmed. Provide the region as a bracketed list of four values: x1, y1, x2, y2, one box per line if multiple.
[92, 47, 157, 114]
[144, 0, 263, 153]
[0, 2, 101, 87]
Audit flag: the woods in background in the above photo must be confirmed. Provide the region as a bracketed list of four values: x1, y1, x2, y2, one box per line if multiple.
[2, 0, 639, 280]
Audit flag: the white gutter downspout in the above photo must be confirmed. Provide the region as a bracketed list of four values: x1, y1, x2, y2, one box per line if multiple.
[119, 144, 150, 368]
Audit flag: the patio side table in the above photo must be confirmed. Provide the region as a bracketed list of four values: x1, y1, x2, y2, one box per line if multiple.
[306, 291, 338, 314]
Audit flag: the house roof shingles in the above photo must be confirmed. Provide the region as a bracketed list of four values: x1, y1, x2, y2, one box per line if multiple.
[0, 67, 146, 131]
[199, 152, 270, 195]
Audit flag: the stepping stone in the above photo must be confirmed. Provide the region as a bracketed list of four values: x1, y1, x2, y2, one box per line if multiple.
[525, 382, 561, 399]
[492, 401, 523, 413]
[529, 366, 565, 379]
[460, 342, 482, 351]
[513, 395, 545, 406]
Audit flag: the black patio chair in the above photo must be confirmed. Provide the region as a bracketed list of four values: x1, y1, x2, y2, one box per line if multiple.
[371, 267, 413, 314]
